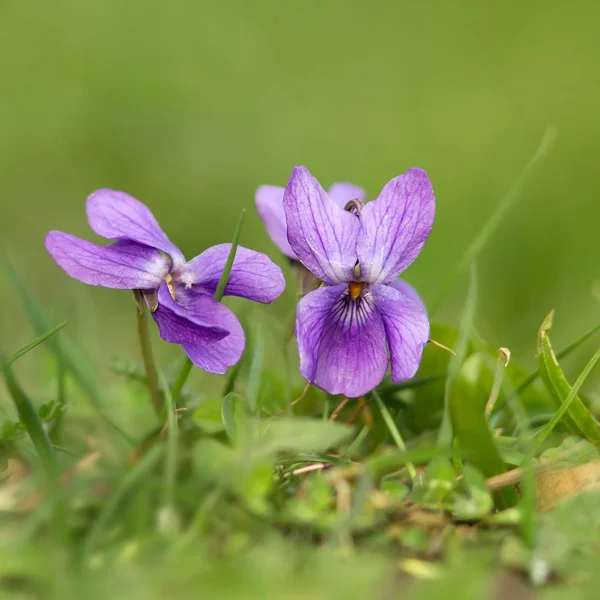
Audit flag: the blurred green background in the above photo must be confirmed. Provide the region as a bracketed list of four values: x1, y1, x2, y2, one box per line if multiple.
[2, 0, 599, 371]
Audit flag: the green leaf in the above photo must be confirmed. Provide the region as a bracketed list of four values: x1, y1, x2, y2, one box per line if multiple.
[423, 458, 456, 504]
[448, 352, 518, 507]
[536, 311, 600, 449]
[0, 321, 67, 373]
[258, 417, 353, 455]
[193, 397, 226, 434]
[539, 436, 600, 470]
[221, 391, 242, 443]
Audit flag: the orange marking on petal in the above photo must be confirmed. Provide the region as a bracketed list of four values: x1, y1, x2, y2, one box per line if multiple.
[165, 274, 176, 300]
[348, 281, 365, 300]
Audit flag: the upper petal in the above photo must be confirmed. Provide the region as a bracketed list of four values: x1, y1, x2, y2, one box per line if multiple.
[295, 284, 388, 397]
[178, 244, 285, 304]
[356, 168, 435, 284]
[283, 167, 360, 284]
[371, 281, 429, 383]
[45, 231, 170, 289]
[152, 282, 229, 344]
[255, 185, 295, 259]
[172, 287, 246, 374]
[86, 189, 185, 269]
[327, 183, 366, 209]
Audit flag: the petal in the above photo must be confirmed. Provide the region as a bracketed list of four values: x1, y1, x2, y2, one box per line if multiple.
[178, 244, 285, 304]
[152, 282, 229, 344]
[295, 284, 388, 397]
[255, 185, 295, 259]
[45, 231, 170, 289]
[327, 183, 366, 209]
[371, 281, 429, 383]
[171, 287, 245, 374]
[357, 168, 435, 284]
[86, 189, 185, 269]
[283, 167, 360, 284]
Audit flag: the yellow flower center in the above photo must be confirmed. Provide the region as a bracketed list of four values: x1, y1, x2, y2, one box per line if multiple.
[348, 281, 366, 300]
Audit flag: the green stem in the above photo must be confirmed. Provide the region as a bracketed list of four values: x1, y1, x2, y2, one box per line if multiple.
[170, 358, 193, 402]
[135, 296, 163, 416]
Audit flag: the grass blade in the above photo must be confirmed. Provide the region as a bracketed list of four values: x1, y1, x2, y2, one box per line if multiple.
[170, 209, 246, 401]
[372, 390, 416, 479]
[214, 209, 246, 302]
[0, 354, 57, 479]
[535, 311, 600, 450]
[158, 370, 178, 518]
[430, 127, 557, 315]
[0, 321, 67, 373]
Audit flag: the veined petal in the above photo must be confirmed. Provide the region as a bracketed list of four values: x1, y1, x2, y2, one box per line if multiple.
[357, 168, 435, 284]
[86, 189, 186, 269]
[295, 284, 388, 397]
[178, 244, 285, 304]
[328, 183, 366, 209]
[152, 282, 229, 345]
[371, 281, 429, 383]
[173, 287, 245, 374]
[45, 232, 170, 289]
[283, 167, 360, 284]
[255, 185, 295, 258]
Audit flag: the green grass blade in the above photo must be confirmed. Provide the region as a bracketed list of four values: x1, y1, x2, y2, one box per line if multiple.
[535, 312, 600, 450]
[170, 209, 246, 400]
[0, 354, 58, 479]
[430, 127, 557, 315]
[438, 264, 478, 448]
[214, 209, 246, 302]
[372, 390, 416, 479]
[0, 321, 67, 373]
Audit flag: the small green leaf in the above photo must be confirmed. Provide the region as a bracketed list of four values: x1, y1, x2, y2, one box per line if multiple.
[539, 437, 600, 470]
[222, 391, 242, 443]
[448, 352, 518, 507]
[258, 418, 353, 455]
[451, 465, 493, 520]
[423, 458, 456, 503]
[536, 311, 600, 449]
[193, 398, 226, 434]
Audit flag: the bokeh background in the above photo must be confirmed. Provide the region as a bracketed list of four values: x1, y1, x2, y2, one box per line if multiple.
[2, 0, 599, 377]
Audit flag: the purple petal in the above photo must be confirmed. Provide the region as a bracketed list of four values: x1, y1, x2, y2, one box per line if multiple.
[255, 185, 295, 259]
[152, 282, 229, 345]
[356, 168, 435, 284]
[177, 244, 285, 304]
[45, 232, 170, 289]
[328, 183, 366, 208]
[283, 167, 360, 284]
[295, 284, 388, 397]
[86, 189, 186, 269]
[371, 281, 429, 383]
[173, 287, 245, 374]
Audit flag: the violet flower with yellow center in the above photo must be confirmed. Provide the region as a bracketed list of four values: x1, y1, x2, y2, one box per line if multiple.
[284, 166, 434, 397]
[45, 189, 285, 373]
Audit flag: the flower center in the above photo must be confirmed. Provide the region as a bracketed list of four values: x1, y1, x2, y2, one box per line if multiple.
[348, 281, 366, 300]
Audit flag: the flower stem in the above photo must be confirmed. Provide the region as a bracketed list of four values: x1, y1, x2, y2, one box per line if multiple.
[170, 357, 193, 402]
[134, 293, 163, 416]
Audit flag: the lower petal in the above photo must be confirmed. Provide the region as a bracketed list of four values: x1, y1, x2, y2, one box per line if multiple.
[296, 284, 388, 397]
[371, 281, 429, 383]
[45, 232, 170, 289]
[182, 305, 245, 374]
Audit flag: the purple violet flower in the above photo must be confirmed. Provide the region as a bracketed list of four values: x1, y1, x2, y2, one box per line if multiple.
[256, 182, 365, 260]
[283, 167, 434, 398]
[45, 189, 285, 373]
